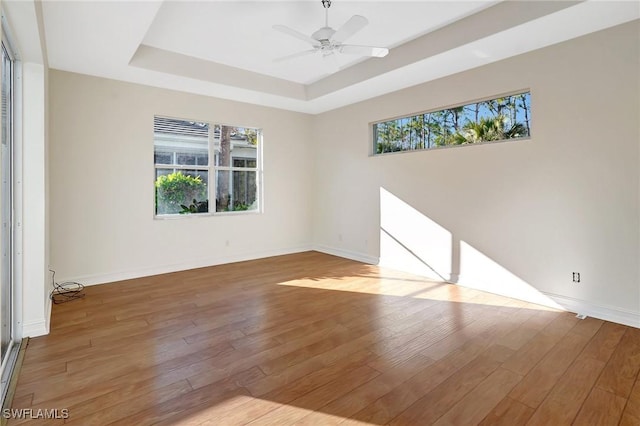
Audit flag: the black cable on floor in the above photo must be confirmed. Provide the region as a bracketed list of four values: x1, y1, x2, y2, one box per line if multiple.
[49, 269, 85, 304]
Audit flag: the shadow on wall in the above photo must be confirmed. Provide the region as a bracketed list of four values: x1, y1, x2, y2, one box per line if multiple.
[379, 187, 563, 309]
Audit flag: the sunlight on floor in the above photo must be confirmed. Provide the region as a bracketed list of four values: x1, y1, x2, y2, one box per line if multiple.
[173, 394, 374, 425]
[279, 187, 565, 313]
[376, 187, 565, 311]
[276, 271, 560, 312]
[276, 275, 443, 298]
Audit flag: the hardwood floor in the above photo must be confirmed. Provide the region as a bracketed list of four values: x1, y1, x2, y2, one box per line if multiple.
[9, 251, 640, 425]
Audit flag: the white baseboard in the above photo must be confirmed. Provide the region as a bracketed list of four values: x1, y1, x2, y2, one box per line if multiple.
[58, 245, 313, 287]
[23, 317, 48, 337]
[52, 243, 640, 331]
[22, 293, 52, 338]
[543, 292, 640, 329]
[452, 274, 639, 329]
[313, 244, 379, 265]
[383, 266, 639, 329]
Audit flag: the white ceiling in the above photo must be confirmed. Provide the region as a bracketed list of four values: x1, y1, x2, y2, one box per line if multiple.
[29, 1, 640, 113]
[142, 1, 497, 84]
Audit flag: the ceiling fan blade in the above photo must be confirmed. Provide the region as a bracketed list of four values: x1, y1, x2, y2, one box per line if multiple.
[332, 15, 368, 43]
[273, 25, 320, 46]
[340, 44, 389, 58]
[274, 49, 318, 63]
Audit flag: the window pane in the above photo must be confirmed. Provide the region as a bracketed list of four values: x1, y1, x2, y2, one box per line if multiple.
[216, 170, 257, 212]
[214, 125, 259, 168]
[196, 153, 209, 166]
[216, 170, 231, 212]
[155, 170, 208, 215]
[374, 91, 531, 154]
[233, 170, 257, 211]
[235, 127, 259, 145]
[1, 42, 12, 360]
[231, 158, 257, 168]
[176, 153, 196, 165]
[154, 152, 172, 165]
[153, 118, 261, 216]
[194, 170, 208, 184]
[154, 117, 209, 166]
[155, 169, 172, 180]
[216, 125, 233, 167]
[154, 117, 211, 216]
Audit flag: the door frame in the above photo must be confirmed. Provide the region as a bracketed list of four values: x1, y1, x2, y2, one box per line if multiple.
[0, 13, 24, 406]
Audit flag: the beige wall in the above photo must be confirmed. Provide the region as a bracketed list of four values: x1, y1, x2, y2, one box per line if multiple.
[312, 21, 640, 325]
[49, 21, 640, 327]
[49, 71, 313, 284]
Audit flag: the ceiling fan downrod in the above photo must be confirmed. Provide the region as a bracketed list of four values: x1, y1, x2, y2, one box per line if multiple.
[322, 0, 331, 27]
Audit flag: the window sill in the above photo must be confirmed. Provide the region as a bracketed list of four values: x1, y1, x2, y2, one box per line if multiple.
[154, 210, 261, 220]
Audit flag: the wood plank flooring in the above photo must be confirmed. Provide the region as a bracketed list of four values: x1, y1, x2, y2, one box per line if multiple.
[9, 251, 640, 425]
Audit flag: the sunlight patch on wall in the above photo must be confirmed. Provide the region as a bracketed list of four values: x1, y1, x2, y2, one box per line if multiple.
[379, 187, 451, 282]
[458, 241, 562, 309]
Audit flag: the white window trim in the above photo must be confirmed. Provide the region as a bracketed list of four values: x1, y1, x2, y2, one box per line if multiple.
[370, 89, 532, 156]
[153, 116, 262, 219]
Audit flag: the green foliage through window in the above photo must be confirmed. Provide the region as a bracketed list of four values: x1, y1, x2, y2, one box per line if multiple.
[373, 92, 531, 154]
[155, 172, 207, 215]
[154, 116, 260, 216]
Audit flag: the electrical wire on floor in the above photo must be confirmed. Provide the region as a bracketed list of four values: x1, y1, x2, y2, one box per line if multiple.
[49, 269, 85, 304]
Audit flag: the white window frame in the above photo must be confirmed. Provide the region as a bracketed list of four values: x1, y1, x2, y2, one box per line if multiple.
[153, 116, 262, 218]
[371, 90, 531, 156]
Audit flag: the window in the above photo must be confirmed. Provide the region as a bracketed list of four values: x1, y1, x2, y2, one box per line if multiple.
[153, 116, 261, 216]
[373, 91, 531, 155]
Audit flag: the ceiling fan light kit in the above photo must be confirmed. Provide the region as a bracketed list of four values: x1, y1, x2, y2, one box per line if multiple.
[273, 0, 389, 68]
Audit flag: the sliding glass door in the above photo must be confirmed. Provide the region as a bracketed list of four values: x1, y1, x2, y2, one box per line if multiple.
[0, 33, 17, 403]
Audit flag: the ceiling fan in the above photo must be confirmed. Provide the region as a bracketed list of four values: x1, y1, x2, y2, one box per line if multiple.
[273, 0, 389, 68]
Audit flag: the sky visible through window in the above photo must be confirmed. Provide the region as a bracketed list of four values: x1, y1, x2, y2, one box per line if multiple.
[374, 92, 531, 154]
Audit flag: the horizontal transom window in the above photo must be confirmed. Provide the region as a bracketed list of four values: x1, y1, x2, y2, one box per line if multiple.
[373, 91, 531, 155]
